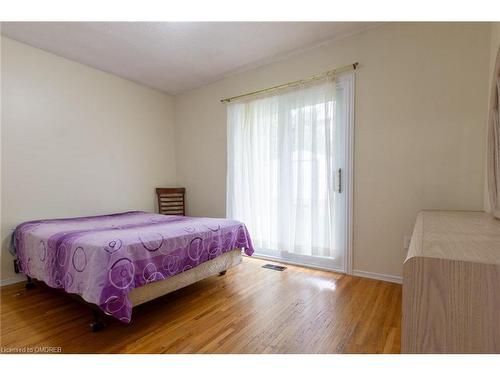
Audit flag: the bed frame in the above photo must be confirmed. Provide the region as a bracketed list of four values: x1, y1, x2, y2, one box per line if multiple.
[24, 248, 242, 332]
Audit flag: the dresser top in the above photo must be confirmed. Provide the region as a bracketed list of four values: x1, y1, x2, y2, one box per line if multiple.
[405, 210, 500, 266]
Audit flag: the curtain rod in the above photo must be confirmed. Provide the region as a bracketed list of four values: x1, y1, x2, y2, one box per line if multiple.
[220, 62, 359, 103]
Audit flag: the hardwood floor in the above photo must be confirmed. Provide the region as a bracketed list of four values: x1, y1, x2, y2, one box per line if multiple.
[0, 257, 401, 353]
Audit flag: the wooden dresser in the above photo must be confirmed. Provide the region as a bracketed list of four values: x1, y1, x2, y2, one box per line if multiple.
[402, 210, 500, 353]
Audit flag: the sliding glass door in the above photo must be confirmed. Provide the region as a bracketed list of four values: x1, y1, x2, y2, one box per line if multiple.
[227, 73, 353, 272]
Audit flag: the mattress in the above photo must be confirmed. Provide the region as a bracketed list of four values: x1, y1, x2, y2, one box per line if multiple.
[129, 248, 242, 306]
[13, 211, 254, 322]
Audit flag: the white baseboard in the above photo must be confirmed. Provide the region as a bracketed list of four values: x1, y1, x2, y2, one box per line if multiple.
[248, 254, 403, 285]
[0, 274, 26, 287]
[352, 269, 402, 284]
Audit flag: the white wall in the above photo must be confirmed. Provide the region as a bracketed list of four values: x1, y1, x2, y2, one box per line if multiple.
[174, 23, 491, 279]
[0, 37, 177, 283]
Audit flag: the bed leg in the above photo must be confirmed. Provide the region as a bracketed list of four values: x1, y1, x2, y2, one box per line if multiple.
[25, 276, 36, 290]
[90, 309, 106, 332]
[219, 270, 227, 276]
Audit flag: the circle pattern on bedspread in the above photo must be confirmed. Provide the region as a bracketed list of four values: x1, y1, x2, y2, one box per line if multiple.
[148, 272, 164, 283]
[236, 226, 247, 246]
[104, 239, 122, 254]
[104, 295, 126, 314]
[109, 258, 135, 289]
[56, 244, 68, 266]
[208, 242, 220, 259]
[38, 241, 47, 262]
[139, 233, 164, 252]
[162, 255, 180, 275]
[64, 272, 74, 288]
[188, 237, 203, 261]
[54, 272, 62, 287]
[204, 224, 221, 232]
[72, 247, 87, 272]
[223, 232, 234, 249]
[142, 262, 164, 283]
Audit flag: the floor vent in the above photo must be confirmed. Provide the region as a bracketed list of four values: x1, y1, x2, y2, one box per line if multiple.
[262, 264, 287, 271]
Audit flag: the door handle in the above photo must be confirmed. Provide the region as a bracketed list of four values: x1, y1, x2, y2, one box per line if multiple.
[337, 168, 342, 193]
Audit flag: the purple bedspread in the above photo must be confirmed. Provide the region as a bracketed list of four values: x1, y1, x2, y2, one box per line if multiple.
[13, 211, 254, 323]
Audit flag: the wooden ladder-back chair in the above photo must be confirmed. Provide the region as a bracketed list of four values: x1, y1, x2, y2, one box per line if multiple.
[156, 188, 186, 216]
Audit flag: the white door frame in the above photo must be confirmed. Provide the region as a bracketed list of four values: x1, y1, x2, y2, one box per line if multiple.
[340, 72, 355, 275]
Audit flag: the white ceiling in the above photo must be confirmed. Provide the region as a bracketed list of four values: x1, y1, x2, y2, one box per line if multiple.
[1, 22, 379, 94]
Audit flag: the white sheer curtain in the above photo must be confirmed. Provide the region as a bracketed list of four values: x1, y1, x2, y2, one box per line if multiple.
[227, 80, 340, 260]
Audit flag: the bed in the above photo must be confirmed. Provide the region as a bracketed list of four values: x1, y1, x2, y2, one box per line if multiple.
[12, 211, 254, 328]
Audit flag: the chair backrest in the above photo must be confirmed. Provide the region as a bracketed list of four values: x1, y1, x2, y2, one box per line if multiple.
[156, 188, 186, 216]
